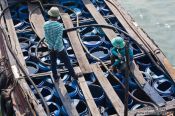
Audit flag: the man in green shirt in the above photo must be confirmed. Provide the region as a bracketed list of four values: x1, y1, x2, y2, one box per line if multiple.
[110, 37, 133, 72]
[44, 7, 77, 80]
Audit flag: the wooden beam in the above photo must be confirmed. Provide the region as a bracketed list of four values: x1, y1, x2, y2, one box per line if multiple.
[75, 67, 101, 116]
[81, 0, 117, 40]
[91, 64, 124, 116]
[0, 1, 47, 115]
[28, 2, 45, 39]
[53, 76, 79, 116]
[61, 13, 92, 74]
[1, 0, 26, 68]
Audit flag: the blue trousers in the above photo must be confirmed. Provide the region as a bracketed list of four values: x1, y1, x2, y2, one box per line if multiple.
[50, 49, 76, 79]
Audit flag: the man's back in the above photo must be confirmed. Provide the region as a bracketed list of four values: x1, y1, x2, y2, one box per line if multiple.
[44, 21, 64, 51]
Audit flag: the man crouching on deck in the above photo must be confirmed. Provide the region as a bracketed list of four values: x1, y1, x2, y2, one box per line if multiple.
[43, 7, 77, 81]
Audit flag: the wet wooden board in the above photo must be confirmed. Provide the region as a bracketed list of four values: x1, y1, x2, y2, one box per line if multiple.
[61, 13, 92, 74]
[28, 2, 45, 39]
[91, 64, 124, 116]
[81, 0, 117, 40]
[53, 76, 79, 116]
[75, 67, 101, 116]
[105, 0, 175, 82]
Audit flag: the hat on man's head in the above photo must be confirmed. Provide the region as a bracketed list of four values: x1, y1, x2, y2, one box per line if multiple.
[111, 36, 125, 48]
[48, 7, 60, 18]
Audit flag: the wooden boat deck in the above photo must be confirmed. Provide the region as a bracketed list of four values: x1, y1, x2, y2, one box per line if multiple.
[0, 0, 175, 115]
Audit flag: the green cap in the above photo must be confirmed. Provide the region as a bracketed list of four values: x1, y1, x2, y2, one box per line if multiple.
[111, 37, 125, 48]
[48, 7, 60, 18]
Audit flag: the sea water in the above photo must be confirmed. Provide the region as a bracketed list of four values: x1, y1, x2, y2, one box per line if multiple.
[118, 0, 175, 66]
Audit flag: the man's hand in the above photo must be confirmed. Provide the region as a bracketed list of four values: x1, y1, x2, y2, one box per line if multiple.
[118, 54, 122, 59]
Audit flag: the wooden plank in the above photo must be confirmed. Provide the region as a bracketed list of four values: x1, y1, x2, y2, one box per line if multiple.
[91, 64, 124, 116]
[53, 76, 79, 116]
[129, 100, 175, 116]
[28, 2, 45, 39]
[75, 67, 101, 116]
[81, 0, 117, 40]
[1, 0, 26, 68]
[61, 13, 92, 74]
[105, 0, 175, 82]
[0, 1, 47, 115]
[131, 61, 146, 85]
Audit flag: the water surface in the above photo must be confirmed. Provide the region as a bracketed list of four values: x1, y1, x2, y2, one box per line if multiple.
[118, 0, 175, 66]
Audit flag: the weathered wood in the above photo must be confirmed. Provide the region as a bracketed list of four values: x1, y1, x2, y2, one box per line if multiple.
[91, 64, 124, 116]
[61, 13, 92, 74]
[105, 0, 175, 82]
[131, 62, 146, 85]
[53, 75, 79, 116]
[1, 0, 26, 68]
[28, 2, 45, 39]
[75, 67, 101, 116]
[0, 1, 46, 115]
[81, 0, 117, 40]
[129, 100, 175, 116]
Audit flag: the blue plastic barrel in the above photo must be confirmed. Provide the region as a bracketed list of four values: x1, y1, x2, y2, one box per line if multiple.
[162, 95, 174, 101]
[14, 19, 26, 30]
[144, 66, 165, 80]
[29, 45, 37, 57]
[135, 56, 152, 71]
[106, 73, 124, 90]
[67, 47, 76, 59]
[30, 78, 45, 88]
[131, 89, 151, 103]
[11, 10, 18, 19]
[22, 49, 30, 61]
[115, 89, 134, 109]
[65, 80, 79, 99]
[47, 102, 61, 115]
[63, 38, 70, 49]
[33, 86, 54, 102]
[18, 6, 28, 20]
[70, 8, 82, 18]
[79, 84, 105, 106]
[153, 78, 174, 96]
[26, 61, 39, 74]
[84, 73, 96, 85]
[81, 27, 98, 37]
[82, 35, 103, 48]
[97, 6, 111, 16]
[61, 99, 89, 116]
[89, 46, 110, 61]
[18, 37, 31, 49]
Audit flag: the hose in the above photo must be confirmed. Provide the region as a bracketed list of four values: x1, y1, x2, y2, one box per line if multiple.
[30, 3, 158, 110]
[0, 3, 50, 115]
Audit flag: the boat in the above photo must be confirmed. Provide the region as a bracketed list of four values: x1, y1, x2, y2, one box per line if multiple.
[0, 0, 175, 115]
